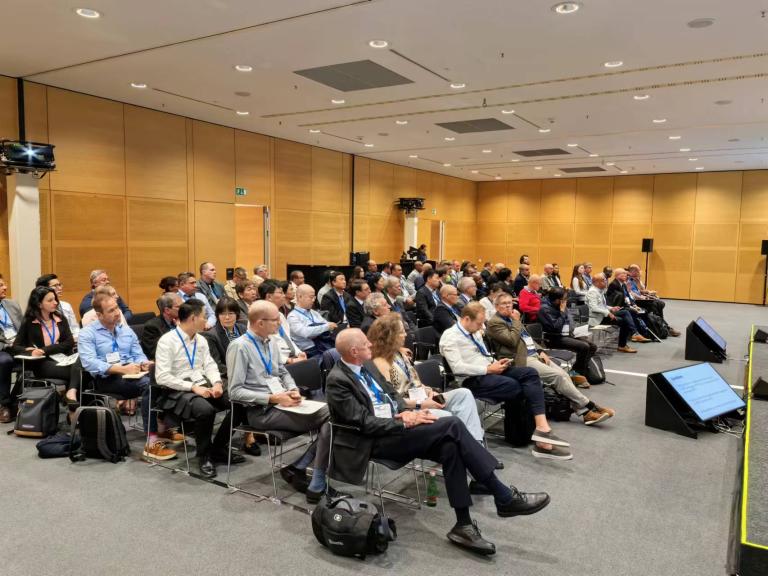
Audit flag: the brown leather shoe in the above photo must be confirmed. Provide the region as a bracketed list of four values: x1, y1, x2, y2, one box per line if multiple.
[617, 345, 637, 353]
[631, 334, 651, 343]
[0, 405, 14, 424]
[668, 328, 681, 337]
[571, 375, 589, 387]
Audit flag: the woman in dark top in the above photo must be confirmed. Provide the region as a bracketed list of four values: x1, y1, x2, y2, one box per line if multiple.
[279, 280, 294, 317]
[368, 273, 385, 294]
[12, 286, 80, 403]
[351, 266, 365, 281]
[159, 276, 178, 293]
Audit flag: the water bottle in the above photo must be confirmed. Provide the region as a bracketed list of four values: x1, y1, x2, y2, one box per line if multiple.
[426, 470, 439, 507]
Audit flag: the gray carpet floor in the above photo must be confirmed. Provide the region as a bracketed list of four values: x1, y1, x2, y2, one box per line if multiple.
[1, 300, 766, 576]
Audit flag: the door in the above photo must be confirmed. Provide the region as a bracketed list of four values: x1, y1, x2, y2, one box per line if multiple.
[234, 204, 267, 271]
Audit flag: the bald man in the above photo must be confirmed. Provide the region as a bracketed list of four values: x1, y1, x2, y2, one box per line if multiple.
[227, 301, 338, 503]
[287, 284, 338, 357]
[433, 284, 462, 336]
[325, 328, 549, 556]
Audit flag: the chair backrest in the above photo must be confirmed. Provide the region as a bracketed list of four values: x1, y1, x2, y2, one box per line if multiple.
[286, 358, 323, 392]
[524, 322, 545, 344]
[414, 359, 442, 389]
[128, 311, 156, 326]
[130, 324, 145, 342]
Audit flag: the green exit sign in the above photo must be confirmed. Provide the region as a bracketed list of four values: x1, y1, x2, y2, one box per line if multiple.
[235, 187, 247, 196]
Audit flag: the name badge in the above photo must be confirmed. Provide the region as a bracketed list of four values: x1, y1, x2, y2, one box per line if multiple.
[522, 334, 536, 350]
[561, 324, 569, 335]
[3, 327, 16, 341]
[106, 351, 121, 365]
[373, 403, 393, 419]
[266, 377, 284, 395]
[192, 371, 208, 387]
[408, 387, 428, 402]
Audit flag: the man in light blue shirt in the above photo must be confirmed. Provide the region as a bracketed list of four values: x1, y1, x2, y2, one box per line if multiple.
[177, 272, 215, 329]
[287, 284, 337, 357]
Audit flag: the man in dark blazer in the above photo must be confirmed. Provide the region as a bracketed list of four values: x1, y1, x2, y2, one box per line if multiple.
[0, 277, 26, 422]
[415, 269, 442, 326]
[140, 293, 182, 360]
[320, 271, 355, 325]
[325, 328, 550, 556]
[433, 284, 462, 336]
[345, 280, 368, 328]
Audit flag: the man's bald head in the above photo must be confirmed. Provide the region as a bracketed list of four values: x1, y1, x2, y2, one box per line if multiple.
[248, 300, 280, 337]
[335, 328, 372, 364]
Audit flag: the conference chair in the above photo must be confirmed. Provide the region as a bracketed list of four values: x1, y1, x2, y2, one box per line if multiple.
[128, 312, 156, 326]
[412, 326, 439, 361]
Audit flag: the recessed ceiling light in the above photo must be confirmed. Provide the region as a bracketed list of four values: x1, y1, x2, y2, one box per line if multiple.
[652, 118, 667, 124]
[604, 60, 624, 68]
[495, 176, 503, 180]
[552, 2, 581, 14]
[395, 120, 408, 125]
[695, 166, 705, 170]
[236, 111, 250, 116]
[309, 129, 321, 133]
[130, 82, 147, 89]
[534, 166, 543, 170]
[589, 153, 599, 157]
[567, 143, 579, 147]
[409, 154, 418, 158]
[687, 18, 715, 29]
[619, 170, 628, 174]
[75, 8, 100, 18]
[538, 128, 551, 133]
[482, 149, 492, 154]
[368, 40, 389, 48]
[554, 173, 562, 177]
[449, 83, 466, 89]
[668, 135, 682, 140]
[364, 143, 374, 148]
[679, 147, 691, 152]
[501, 109, 515, 115]
[606, 162, 615, 166]
[234, 65, 253, 72]
[633, 94, 650, 100]
[331, 98, 345, 104]
[444, 136, 455, 141]
[443, 163, 452, 167]
[688, 158, 698, 161]
[728, 138, 740, 142]
[471, 170, 479, 174]
[511, 159, 520, 162]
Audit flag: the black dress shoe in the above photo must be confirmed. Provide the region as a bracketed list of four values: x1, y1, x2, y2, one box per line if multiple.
[243, 443, 262, 456]
[447, 521, 496, 555]
[496, 488, 550, 517]
[306, 485, 351, 505]
[198, 458, 217, 479]
[211, 451, 246, 465]
[280, 465, 309, 493]
[469, 480, 492, 495]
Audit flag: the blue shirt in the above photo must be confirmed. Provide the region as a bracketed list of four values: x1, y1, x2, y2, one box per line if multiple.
[177, 290, 216, 326]
[79, 320, 147, 377]
[287, 306, 330, 351]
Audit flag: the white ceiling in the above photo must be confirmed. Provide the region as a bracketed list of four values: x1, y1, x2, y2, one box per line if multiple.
[1, 0, 767, 180]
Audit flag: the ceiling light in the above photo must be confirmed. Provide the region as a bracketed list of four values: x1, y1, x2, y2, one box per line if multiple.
[444, 136, 455, 141]
[567, 143, 578, 147]
[309, 129, 321, 133]
[619, 170, 628, 174]
[714, 99, 732, 106]
[130, 82, 147, 89]
[538, 128, 551, 133]
[495, 176, 503, 180]
[443, 163, 452, 167]
[552, 2, 581, 14]
[679, 147, 691, 152]
[554, 173, 562, 177]
[236, 111, 250, 116]
[449, 83, 466, 89]
[409, 154, 418, 158]
[668, 135, 681, 140]
[234, 65, 253, 72]
[511, 159, 520, 162]
[687, 18, 715, 29]
[652, 118, 667, 124]
[368, 40, 389, 48]
[695, 166, 705, 170]
[395, 120, 408, 125]
[604, 61, 624, 68]
[534, 166, 543, 170]
[75, 8, 100, 18]
[688, 158, 698, 161]
[364, 143, 374, 148]
[728, 138, 740, 142]
[482, 149, 492, 154]
[606, 162, 615, 166]
[471, 170, 479, 174]
[633, 94, 650, 100]
[501, 109, 515, 115]
[331, 98, 345, 104]
[589, 153, 599, 157]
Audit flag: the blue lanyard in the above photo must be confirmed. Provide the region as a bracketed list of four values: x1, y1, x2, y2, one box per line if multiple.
[337, 293, 347, 313]
[456, 324, 491, 357]
[174, 328, 197, 369]
[41, 318, 57, 344]
[246, 333, 273, 375]
[278, 325, 287, 339]
[394, 354, 412, 382]
[110, 326, 120, 352]
[357, 368, 383, 403]
[448, 306, 460, 319]
[0, 304, 10, 328]
[295, 307, 324, 327]
[460, 294, 469, 305]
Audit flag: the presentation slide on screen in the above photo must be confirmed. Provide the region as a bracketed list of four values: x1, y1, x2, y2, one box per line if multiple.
[663, 363, 745, 421]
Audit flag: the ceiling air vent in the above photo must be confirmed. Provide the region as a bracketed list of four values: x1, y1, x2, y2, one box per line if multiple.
[559, 166, 607, 173]
[436, 118, 514, 133]
[514, 148, 571, 157]
[294, 60, 413, 91]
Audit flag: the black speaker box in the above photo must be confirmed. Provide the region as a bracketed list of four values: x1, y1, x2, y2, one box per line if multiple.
[641, 238, 654, 253]
[753, 377, 768, 400]
[755, 328, 768, 343]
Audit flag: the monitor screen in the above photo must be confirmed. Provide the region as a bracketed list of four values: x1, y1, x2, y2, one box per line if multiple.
[695, 317, 726, 352]
[662, 362, 744, 421]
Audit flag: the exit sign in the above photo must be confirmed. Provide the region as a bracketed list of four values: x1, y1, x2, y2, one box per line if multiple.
[235, 187, 247, 196]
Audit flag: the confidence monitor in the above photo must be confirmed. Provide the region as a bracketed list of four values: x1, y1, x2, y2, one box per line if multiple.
[685, 316, 727, 363]
[645, 362, 745, 438]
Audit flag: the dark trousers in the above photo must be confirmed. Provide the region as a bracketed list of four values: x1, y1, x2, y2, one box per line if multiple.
[31, 358, 81, 391]
[547, 335, 596, 374]
[602, 309, 637, 347]
[94, 374, 155, 434]
[372, 416, 496, 509]
[636, 298, 665, 319]
[0, 351, 15, 407]
[463, 366, 545, 415]
[185, 395, 231, 459]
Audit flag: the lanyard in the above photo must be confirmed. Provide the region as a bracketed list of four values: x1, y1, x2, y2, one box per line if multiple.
[247, 332, 273, 375]
[295, 307, 323, 326]
[456, 324, 491, 357]
[448, 306, 460, 319]
[394, 354, 412, 382]
[41, 318, 57, 344]
[357, 368, 383, 403]
[110, 326, 120, 352]
[174, 328, 197, 369]
[0, 304, 10, 328]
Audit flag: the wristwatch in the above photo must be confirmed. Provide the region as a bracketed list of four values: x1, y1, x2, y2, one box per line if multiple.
[415, 402, 422, 411]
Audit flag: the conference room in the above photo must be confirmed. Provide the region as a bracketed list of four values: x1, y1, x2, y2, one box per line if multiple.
[1, 1, 767, 574]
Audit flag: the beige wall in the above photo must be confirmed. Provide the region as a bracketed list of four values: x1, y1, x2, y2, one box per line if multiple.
[477, 172, 768, 304]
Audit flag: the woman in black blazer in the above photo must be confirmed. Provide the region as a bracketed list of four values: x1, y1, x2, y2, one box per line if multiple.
[12, 286, 80, 402]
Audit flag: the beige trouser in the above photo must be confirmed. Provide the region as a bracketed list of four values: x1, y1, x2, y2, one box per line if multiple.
[526, 355, 590, 411]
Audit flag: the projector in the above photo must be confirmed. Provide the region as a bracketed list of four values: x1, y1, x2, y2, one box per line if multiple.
[395, 197, 425, 213]
[0, 140, 56, 176]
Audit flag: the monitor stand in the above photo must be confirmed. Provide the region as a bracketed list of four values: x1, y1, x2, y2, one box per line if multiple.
[645, 374, 698, 439]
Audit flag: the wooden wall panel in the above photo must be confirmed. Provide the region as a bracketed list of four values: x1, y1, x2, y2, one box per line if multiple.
[652, 173, 696, 222]
[476, 225, 506, 265]
[477, 182, 507, 223]
[690, 222, 739, 301]
[22, 82, 50, 190]
[125, 105, 187, 201]
[311, 147, 346, 213]
[48, 88, 125, 196]
[740, 171, 768, 222]
[393, 165, 417, 199]
[0, 75, 17, 141]
[192, 121, 235, 203]
[370, 161, 394, 216]
[695, 171, 742, 223]
[274, 209, 311, 276]
[193, 201, 235, 272]
[612, 175, 653, 222]
[312, 212, 351, 264]
[507, 180, 541, 222]
[540, 179, 575, 223]
[235, 130, 271, 206]
[234, 205, 265, 271]
[275, 139, 312, 211]
[736, 222, 768, 303]
[127, 198, 188, 313]
[650, 222, 693, 299]
[575, 178, 613, 222]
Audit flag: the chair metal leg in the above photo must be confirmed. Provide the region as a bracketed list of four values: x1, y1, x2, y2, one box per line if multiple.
[266, 434, 278, 500]
[226, 404, 235, 490]
[181, 421, 190, 475]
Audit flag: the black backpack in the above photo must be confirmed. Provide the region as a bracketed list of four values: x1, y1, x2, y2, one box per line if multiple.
[14, 382, 59, 438]
[544, 388, 573, 422]
[586, 356, 606, 385]
[644, 312, 668, 340]
[69, 405, 130, 463]
[312, 496, 396, 559]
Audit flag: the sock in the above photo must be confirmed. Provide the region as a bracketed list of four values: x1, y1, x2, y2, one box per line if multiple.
[291, 444, 316, 470]
[585, 401, 596, 411]
[576, 401, 595, 416]
[147, 433, 157, 444]
[454, 506, 472, 526]
[307, 468, 326, 492]
[482, 473, 514, 505]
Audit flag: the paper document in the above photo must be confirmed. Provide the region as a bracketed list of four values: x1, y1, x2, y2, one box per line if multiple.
[51, 352, 79, 366]
[14, 354, 44, 361]
[122, 371, 149, 380]
[275, 399, 326, 415]
[573, 324, 589, 338]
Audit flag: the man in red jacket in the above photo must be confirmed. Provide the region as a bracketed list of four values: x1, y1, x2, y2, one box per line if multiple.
[518, 275, 543, 322]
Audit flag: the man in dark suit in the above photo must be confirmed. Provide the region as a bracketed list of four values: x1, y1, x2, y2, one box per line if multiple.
[140, 292, 182, 360]
[326, 328, 550, 556]
[415, 269, 442, 326]
[346, 280, 369, 328]
[513, 264, 530, 294]
[433, 284, 462, 336]
[320, 271, 354, 324]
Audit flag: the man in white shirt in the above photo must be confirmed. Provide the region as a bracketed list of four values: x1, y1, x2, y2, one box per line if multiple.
[586, 273, 638, 353]
[227, 300, 335, 504]
[155, 299, 240, 479]
[287, 284, 338, 357]
[258, 281, 306, 365]
[177, 272, 216, 330]
[391, 263, 415, 299]
[439, 302, 572, 460]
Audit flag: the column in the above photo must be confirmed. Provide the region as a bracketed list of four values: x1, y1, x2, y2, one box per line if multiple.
[6, 172, 41, 298]
[404, 211, 418, 254]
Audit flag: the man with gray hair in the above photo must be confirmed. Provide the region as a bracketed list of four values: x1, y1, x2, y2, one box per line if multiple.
[252, 264, 269, 287]
[433, 284, 462, 336]
[224, 266, 248, 300]
[541, 263, 560, 293]
[587, 273, 641, 353]
[141, 292, 183, 360]
[360, 292, 391, 333]
[457, 276, 477, 310]
[79, 269, 133, 320]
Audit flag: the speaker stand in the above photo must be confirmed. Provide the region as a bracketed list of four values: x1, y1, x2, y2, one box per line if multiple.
[645, 376, 698, 439]
[763, 255, 767, 306]
[644, 251, 650, 287]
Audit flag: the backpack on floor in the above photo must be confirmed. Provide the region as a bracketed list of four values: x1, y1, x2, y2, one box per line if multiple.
[312, 496, 396, 559]
[586, 356, 606, 385]
[69, 405, 130, 463]
[37, 432, 80, 458]
[14, 382, 59, 438]
[544, 388, 573, 422]
[644, 312, 668, 340]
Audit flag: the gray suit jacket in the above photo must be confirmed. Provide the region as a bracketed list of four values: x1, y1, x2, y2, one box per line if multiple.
[585, 286, 611, 326]
[0, 299, 23, 351]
